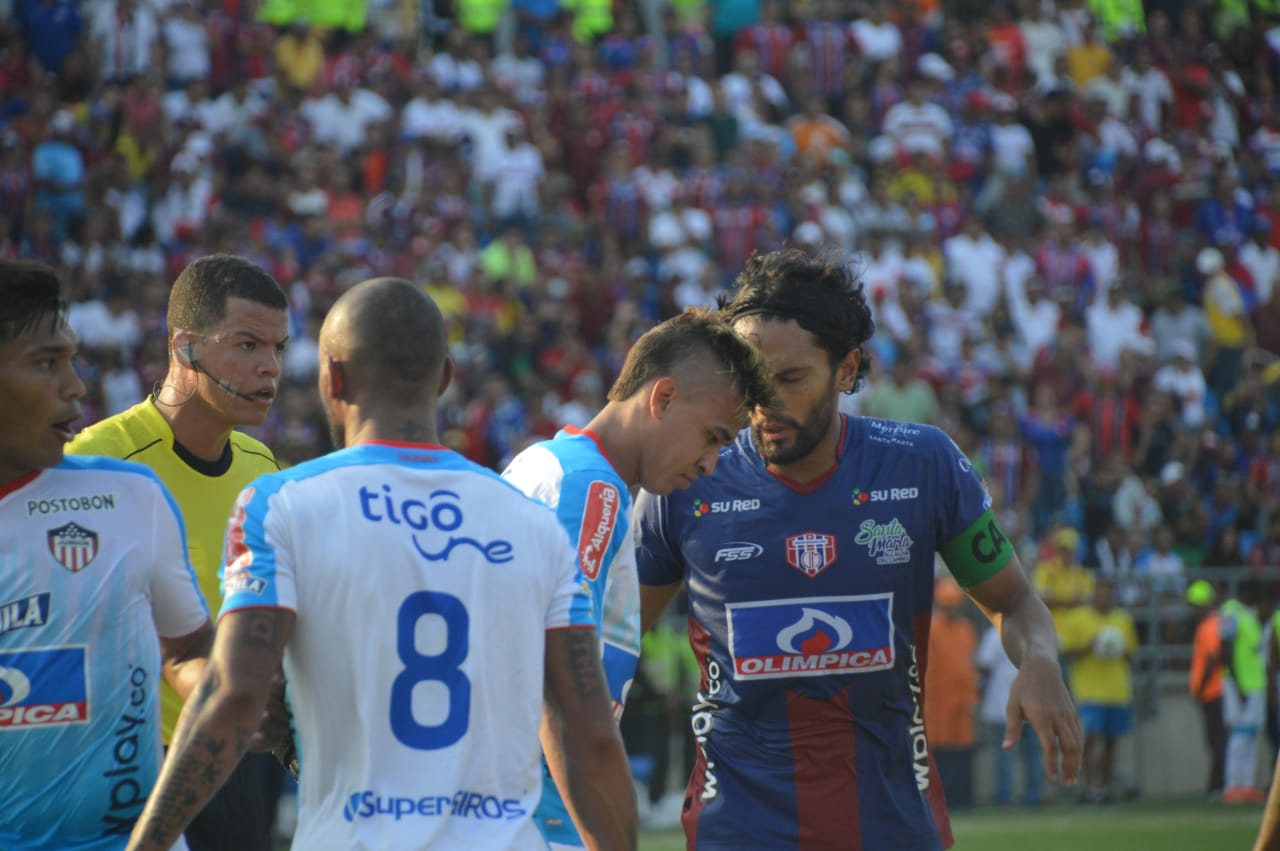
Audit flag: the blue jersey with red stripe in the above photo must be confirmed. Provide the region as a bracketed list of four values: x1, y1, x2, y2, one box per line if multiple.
[636, 416, 1003, 851]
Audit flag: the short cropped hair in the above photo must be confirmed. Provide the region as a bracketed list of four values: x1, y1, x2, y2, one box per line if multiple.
[718, 249, 875, 392]
[0, 260, 66, 344]
[608, 308, 775, 415]
[167, 254, 288, 336]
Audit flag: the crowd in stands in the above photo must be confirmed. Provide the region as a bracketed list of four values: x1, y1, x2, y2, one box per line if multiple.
[6, 0, 1280, 605]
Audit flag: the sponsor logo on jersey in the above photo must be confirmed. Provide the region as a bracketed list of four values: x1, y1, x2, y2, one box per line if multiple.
[0, 593, 50, 637]
[692, 498, 761, 517]
[691, 658, 724, 801]
[866, 421, 923, 447]
[224, 487, 255, 573]
[47, 522, 99, 573]
[785, 532, 837, 578]
[26, 493, 117, 515]
[577, 480, 620, 580]
[906, 644, 930, 791]
[359, 484, 514, 564]
[0, 646, 89, 730]
[726, 594, 894, 679]
[342, 790, 527, 823]
[714, 542, 763, 562]
[101, 665, 151, 837]
[854, 517, 914, 566]
[852, 487, 919, 506]
[223, 570, 267, 596]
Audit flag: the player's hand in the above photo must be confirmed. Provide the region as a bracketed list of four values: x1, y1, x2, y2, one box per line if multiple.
[1004, 653, 1082, 787]
[249, 668, 291, 753]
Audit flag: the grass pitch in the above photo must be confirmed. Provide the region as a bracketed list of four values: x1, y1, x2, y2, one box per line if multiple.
[636, 798, 1262, 850]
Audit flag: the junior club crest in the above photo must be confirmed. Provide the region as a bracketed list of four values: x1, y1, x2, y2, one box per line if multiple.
[47, 522, 99, 573]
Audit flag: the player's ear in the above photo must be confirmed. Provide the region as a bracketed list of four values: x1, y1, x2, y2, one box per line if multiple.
[834, 348, 861, 394]
[647, 376, 677, 420]
[437, 354, 454, 398]
[171, 331, 196, 366]
[323, 356, 348, 401]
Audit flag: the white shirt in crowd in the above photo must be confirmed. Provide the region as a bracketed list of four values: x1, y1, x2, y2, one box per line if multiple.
[301, 88, 393, 154]
[402, 93, 463, 143]
[990, 119, 1036, 176]
[1122, 66, 1173, 132]
[478, 142, 545, 220]
[943, 230, 1005, 314]
[1085, 294, 1145, 370]
[924, 300, 981, 361]
[882, 99, 954, 157]
[1153, 362, 1208, 427]
[851, 19, 902, 63]
[1241, 240, 1280, 305]
[1021, 17, 1067, 85]
[161, 13, 210, 82]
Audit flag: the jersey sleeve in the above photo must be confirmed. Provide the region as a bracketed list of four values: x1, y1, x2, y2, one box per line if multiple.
[219, 479, 297, 617]
[600, 538, 641, 716]
[934, 432, 1014, 588]
[144, 475, 211, 638]
[634, 489, 684, 587]
[543, 519, 594, 631]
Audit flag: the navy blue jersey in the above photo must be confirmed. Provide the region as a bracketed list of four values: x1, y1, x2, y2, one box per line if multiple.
[635, 417, 1011, 851]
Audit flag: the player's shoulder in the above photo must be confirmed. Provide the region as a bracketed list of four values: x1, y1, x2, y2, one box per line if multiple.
[52, 454, 174, 502]
[66, 400, 164, 460]
[850, 417, 961, 464]
[229, 430, 281, 473]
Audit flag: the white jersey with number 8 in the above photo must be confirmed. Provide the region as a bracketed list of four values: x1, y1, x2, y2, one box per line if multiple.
[220, 442, 593, 851]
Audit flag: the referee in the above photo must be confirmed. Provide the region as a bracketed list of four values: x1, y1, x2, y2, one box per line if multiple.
[68, 254, 290, 851]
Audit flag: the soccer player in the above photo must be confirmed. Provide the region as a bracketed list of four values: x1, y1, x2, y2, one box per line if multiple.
[635, 250, 1082, 850]
[126, 278, 637, 851]
[68, 254, 290, 851]
[501, 309, 774, 850]
[0, 260, 212, 850]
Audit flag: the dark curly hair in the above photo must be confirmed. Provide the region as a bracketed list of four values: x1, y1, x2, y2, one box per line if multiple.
[718, 249, 875, 393]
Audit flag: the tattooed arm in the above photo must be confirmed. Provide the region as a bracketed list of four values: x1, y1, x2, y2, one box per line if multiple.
[126, 608, 295, 851]
[542, 626, 638, 851]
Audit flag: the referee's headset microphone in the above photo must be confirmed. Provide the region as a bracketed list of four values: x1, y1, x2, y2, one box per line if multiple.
[178, 341, 259, 402]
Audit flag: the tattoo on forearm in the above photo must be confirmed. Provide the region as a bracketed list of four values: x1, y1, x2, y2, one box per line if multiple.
[240, 610, 287, 651]
[564, 629, 606, 704]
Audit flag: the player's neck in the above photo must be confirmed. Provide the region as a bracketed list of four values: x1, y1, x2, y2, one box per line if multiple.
[345, 407, 440, 448]
[765, 413, 844, 486]
[154, 394, 234, 463]
[582, 405, 637, 487]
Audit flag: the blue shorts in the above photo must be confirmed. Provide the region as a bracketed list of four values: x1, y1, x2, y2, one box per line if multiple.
[1078, 703, 1134, 738]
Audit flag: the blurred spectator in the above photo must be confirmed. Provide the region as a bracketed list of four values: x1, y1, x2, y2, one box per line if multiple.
[924, 578, 979, 810]
[1059, 577, 1138, 804]
[864, 355, 940, 424]
[1022, 384, 1075, 536]
[976, 623, 1044, 807]
[1220, 582, 1269, 804]
[1153, 340, 1208, 428]
[1034, 525, 1095, 631]
[1188, 579, 1226, 800]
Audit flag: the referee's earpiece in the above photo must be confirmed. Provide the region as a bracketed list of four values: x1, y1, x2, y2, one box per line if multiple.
[178, 342, 196, 366]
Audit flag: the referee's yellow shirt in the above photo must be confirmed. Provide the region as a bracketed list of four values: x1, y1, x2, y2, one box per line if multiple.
[67, 398, 280, 741]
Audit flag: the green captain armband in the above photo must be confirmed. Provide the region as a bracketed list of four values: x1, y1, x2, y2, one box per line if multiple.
[940, 509, 1014, 588]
